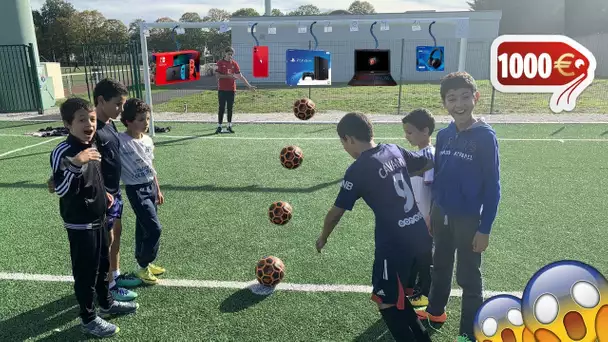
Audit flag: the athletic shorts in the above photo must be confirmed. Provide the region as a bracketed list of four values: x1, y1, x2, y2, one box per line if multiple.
[106, 190, 123, 231]
[370, 252, 415, 310]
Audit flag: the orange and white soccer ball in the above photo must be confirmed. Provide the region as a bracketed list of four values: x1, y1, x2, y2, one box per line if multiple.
[280, 145, 303, 169]
[268, 201, 293, 225]
[293, 98, 316, 120]
[255, 255, 285, 287]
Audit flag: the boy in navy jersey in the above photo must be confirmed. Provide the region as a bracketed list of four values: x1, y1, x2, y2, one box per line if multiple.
[416, 72, 501, 340]
[50, 98, 137, 337]
[316, 112, 433, 342]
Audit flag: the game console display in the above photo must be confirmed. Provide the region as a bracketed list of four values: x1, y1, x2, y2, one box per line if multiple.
[348, 49, 397, 86]
[285, 49, 331, 86]
[153, 50, 200, 85]
[417, 46, 445, 71]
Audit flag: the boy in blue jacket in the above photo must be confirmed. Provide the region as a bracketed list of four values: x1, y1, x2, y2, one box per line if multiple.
[415, 72, 501, 340]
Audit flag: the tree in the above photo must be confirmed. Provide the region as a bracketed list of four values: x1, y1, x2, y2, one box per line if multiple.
[104, 19, 129, 44]
[180, 12, 203, 22]
[77, 10, 108, 44]
[232, 8, 260, 17]
[203, 8, 231, 22]
[39, 0, 78, 62]
[128, 19, 145, 41]
[288, 5, 321, 16]
[328, 10, 352, 15]
[271, 9, 284, 16]
[178, 12, 205, 52]
[347, 1, 375, 14]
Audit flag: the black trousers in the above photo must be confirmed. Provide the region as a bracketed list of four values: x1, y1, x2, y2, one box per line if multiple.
[126, 182, 162, 268]
[218, 90, 235, 124]
[407, 247, 433, 297]
[66, 222, 113, 324]
[426, 204, 483, 338]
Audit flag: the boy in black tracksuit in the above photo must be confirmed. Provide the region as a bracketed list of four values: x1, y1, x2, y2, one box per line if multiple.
[50, 98, 138, 338]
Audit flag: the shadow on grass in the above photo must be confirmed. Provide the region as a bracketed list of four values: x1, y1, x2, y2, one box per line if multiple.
[353, 317, 442, 342]
[0, 178, 341, 194]
[219, 288, 268, 313]
[154, 132, 219, 147]
[354, 319, 394, 342]
[157, 178, 341, 194]
[0, 294, 80, 341]
[549, 126, 565, 136]
[0, 121, 48, 131]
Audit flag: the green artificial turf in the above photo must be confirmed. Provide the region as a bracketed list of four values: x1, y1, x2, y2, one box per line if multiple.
[150, 79, 608, 114]
[1, 121, 607, 341]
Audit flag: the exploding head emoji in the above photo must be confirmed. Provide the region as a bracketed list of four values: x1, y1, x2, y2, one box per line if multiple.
[474, 294, 535, 342]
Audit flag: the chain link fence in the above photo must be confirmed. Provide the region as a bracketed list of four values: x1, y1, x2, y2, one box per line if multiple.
[62, 32, 608, 115]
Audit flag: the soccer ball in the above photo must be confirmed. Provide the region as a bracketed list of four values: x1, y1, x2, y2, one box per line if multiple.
[280, 145, 303, 169]
[268, 201, 293, 225]
[255, 255, 285, 287]
[293, 98, 316, 120]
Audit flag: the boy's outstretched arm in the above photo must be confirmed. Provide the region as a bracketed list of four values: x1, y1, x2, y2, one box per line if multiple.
[397, 146, 434, 177]
[316, 206, 346, 252]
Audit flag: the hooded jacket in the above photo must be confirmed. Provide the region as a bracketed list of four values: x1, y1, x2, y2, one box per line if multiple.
[431, 119, 501, 234]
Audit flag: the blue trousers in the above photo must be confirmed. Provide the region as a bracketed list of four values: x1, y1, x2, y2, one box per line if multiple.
[125, 182, 162, 268]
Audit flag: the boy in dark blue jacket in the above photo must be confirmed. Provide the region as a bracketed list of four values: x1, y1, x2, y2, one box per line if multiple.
[50, 98, 138, 338]
[415, 72, 501, 340]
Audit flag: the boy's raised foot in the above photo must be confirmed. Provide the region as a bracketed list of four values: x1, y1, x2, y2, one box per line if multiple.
[148, 263, 165, 276]
[99, 300, 139, 318]
[416, 309, 447, 323]
[116, 273, 143, 288]
[81, 316, 119, 337]
[110, 286, 138, 301]
[135, 266, 158, 285]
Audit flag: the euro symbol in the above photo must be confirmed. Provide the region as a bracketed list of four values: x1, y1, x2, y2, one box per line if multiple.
[554, 53, 575, 77]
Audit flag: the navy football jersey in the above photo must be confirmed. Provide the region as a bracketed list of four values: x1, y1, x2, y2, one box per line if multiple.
[334, 143, 432, 254]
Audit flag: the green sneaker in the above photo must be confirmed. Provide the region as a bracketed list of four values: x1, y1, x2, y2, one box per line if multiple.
[115, 273, 143, 288]
[110, 286, 138, 301]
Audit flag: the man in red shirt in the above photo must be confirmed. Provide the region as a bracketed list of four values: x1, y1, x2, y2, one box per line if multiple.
[215, 47, 255, 134]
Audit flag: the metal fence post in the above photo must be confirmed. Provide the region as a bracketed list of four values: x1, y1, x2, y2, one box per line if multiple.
[490, 86, 496, 114]
[397, 38, 405, 115]
[308, 40, 312, 100]
[28, 44, 44, 114]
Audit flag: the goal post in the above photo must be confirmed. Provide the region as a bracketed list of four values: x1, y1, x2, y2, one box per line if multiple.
[139, 17, 469, 136]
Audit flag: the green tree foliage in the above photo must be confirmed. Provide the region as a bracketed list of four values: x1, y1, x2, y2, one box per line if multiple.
[288, 5, 321, 16]
[232, 8, 260, 17]
[347, 1, 376, 15]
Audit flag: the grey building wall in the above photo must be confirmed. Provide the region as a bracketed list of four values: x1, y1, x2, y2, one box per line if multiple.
[228, 11, 501, 84]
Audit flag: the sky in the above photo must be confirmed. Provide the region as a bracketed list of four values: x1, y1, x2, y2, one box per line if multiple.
[28, 0, 469, 24]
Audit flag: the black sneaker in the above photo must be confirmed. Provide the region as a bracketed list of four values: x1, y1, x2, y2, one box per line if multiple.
[215, 126, 222, 134]
[227, 126, 234, 134]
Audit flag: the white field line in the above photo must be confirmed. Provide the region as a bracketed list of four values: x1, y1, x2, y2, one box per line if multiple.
[1, 133, 607, 142]
[0, 136, 62, 158]
[0, 272, 523, 298]
[3, 118, 608, 125]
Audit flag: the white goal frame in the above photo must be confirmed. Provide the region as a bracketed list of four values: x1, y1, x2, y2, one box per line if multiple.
[139, 17, 470, 136]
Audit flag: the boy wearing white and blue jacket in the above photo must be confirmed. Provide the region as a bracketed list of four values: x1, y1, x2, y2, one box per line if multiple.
[415, 72, 501, 341]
